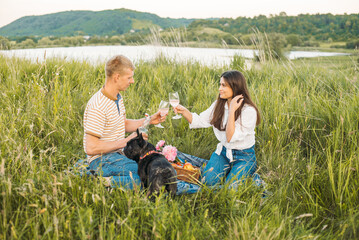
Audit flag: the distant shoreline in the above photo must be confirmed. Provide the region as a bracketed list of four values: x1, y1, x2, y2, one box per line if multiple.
[3, 42, 355, 54]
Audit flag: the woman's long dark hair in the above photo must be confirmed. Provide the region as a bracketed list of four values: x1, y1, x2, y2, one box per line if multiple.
[210, 70, 261, 131]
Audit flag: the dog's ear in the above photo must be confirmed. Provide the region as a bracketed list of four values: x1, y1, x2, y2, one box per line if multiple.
[136, 128, 140, 136]
[138, 132, 144, 144]
[138, 132, 144, 141]
[138, 133, 147, 148]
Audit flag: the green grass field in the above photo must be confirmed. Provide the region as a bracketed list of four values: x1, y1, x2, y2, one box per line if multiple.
[0, 54, 358, 239]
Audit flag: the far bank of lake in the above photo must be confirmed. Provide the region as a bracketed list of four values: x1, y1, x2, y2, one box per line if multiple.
[0, 45, 350, 66]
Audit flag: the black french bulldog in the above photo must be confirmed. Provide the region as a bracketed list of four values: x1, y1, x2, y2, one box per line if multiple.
[123, 129, 177, 198]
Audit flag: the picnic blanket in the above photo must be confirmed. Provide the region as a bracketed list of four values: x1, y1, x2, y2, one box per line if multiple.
[72, 151, 265, 195]
[72, 152, 203, 195]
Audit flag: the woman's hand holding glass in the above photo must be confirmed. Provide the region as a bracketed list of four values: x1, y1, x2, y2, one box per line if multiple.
[173, 104, 186, 114]
[173, 104, 193, 124]
[169, 92, 182, 119]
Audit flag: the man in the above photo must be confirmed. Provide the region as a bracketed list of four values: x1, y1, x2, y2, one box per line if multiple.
[83, 55, 166, 189]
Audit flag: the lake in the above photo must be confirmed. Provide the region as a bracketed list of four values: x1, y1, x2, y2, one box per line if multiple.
[0, 45, 349, 66]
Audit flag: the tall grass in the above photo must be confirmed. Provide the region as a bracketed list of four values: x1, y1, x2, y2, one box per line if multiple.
[0, 53, 358, 239]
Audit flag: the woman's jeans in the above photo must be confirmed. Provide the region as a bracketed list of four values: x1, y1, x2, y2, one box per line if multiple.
[177, 145, 263, 188]
[88, 152, 140, 189]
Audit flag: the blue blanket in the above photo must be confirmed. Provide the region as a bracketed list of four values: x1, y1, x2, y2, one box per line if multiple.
[73, 151, 205, 195]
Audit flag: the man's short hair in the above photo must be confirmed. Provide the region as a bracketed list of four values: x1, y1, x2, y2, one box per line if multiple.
[105, 55, 135, 77]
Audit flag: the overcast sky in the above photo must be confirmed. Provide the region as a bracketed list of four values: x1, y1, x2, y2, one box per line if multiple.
[1, 0, 358, 27]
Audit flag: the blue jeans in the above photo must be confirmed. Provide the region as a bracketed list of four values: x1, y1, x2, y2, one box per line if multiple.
[88, 152, 141, 189]
[203, 146, 257, 186]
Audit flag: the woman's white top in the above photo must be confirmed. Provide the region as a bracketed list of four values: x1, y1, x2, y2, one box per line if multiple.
[189, 101, 257, 162]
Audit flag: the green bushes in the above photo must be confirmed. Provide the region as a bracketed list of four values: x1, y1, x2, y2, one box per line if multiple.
[0, 36, 11, 50]
[346, 39, 359, 49]
[252, 31, 288, 61]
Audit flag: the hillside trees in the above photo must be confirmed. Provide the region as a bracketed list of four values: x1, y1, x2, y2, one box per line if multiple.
[188, 13, 359, 42]
[0, 9, 195, 37]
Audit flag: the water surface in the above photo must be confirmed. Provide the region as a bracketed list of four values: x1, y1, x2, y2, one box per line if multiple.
[1, 45, 349, 66]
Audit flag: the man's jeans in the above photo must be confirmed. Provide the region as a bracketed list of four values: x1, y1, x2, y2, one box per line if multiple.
[88, 152, 140, 189]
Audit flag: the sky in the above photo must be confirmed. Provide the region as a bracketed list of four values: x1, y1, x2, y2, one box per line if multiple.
[1, 0, 358, 27]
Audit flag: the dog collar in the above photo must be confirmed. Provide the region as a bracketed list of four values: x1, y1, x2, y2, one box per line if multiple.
[140, 150, 161, 160]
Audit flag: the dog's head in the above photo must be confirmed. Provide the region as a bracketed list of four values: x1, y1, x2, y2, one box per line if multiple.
[123, 129, 155, 162]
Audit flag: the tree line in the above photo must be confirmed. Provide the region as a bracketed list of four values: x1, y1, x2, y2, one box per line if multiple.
[188, 13, 359, 42]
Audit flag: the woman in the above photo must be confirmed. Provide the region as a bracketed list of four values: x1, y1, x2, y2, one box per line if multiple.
[175, 70, 263, 187]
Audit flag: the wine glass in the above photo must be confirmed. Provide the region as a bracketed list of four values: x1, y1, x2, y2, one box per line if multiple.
[169, 92, 182, 119]
[154, 100, 169, 128]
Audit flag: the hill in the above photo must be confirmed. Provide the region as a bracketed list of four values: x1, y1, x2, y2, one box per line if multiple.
[0, 8, 197, 37]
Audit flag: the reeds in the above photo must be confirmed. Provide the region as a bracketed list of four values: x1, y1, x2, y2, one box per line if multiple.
[0, 53, 358, 239]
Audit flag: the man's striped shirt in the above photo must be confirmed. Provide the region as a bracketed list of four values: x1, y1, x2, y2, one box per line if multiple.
[83, 88, 126, 163]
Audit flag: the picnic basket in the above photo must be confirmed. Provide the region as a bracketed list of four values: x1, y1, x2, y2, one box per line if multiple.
[172, 164, 201, 184]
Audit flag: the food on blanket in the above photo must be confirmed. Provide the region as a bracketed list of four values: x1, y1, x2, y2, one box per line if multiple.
[183, 162, 195, 171]
[172, 162, 182, 168]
